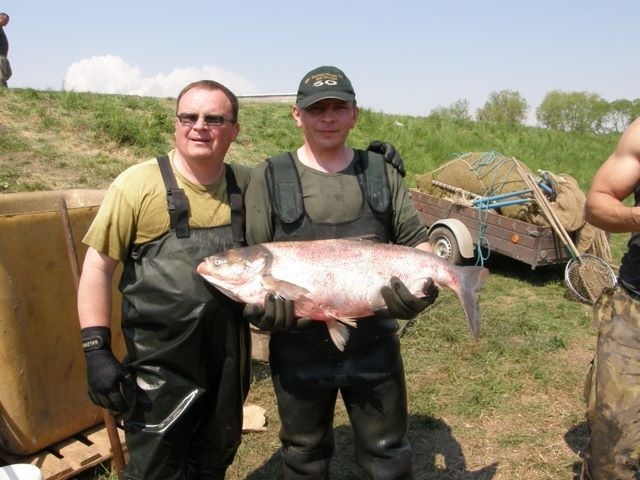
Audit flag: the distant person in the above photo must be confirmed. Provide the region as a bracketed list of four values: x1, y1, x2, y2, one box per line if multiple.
[582, 116, 640, 479]
[77, 80, 251, 480]
[0, 12, 10, 87]
[243, 65, 439, 478]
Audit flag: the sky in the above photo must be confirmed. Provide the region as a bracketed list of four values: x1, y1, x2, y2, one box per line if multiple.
[2, 1, 638, 124]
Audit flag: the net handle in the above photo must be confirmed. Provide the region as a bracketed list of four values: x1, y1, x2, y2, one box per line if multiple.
[516, 164, 580, 259]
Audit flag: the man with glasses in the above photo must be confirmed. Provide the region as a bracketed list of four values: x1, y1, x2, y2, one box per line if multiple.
[77, 80, 251, 480]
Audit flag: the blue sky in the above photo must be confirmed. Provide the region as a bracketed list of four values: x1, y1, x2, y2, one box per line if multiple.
[3, 1, 637, 122]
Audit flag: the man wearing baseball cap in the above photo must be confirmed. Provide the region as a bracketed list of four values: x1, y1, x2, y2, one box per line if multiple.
[295, 65, 356, 108]
[243, 65, 438, 478]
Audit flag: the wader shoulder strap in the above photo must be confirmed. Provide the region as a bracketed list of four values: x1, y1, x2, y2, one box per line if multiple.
[157, 155, 190, 238]
[358, 149, 391, 214]
[224, 164, 246, 247]
[265, 153, 304, 224]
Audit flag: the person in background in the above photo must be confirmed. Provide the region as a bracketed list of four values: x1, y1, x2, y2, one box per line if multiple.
[0, 12, 11, 87]
[243, 65, 439, 479]
[77, 80, 251, 480]
[582, 116, 640, 480]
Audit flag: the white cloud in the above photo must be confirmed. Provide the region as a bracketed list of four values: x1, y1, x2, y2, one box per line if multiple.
[63, 55, 257, 98]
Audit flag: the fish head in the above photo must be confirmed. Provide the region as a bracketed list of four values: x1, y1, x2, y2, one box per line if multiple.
[196, 246, 272, 303]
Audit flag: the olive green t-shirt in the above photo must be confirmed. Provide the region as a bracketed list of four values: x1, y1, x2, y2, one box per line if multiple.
[84, 150, 250, 262]
[244, 151, 428, 247]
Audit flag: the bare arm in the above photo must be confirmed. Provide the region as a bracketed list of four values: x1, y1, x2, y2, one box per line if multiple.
[77, 247, 119, 329]
[585, 118, 640, 233]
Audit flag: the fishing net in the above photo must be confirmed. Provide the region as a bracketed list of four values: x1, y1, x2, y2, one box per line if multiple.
[565, 254, 617, 304]
[415, 151, 533, 220]
[527, 172, 611, 261]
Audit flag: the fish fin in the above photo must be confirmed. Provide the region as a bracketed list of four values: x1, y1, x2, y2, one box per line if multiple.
[328, 314, 358, 328]
[261, 275, 310, 300]
[326, 320, 350, 352]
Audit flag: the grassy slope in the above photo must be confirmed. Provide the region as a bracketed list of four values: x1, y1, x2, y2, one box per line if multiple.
[0, 87, 627, 479]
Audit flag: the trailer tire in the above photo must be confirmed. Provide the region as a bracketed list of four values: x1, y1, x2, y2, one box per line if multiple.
[429, 226, 464, 265]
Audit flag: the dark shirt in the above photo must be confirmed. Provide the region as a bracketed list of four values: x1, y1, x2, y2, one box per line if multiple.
[0, 27, 8, 56]
[618, 184, 640, 296]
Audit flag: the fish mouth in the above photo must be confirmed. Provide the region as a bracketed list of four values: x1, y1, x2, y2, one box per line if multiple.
[211, 284, 239, 300]
[199, 274, 242, 300]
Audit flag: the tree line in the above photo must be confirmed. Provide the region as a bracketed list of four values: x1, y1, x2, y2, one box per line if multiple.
[429, 90, 640, 134]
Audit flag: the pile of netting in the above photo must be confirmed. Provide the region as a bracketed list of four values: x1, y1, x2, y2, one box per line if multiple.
[415, 151, 611, 262]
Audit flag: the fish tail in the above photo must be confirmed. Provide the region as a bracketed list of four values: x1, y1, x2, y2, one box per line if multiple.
[453, 266, 489, 338]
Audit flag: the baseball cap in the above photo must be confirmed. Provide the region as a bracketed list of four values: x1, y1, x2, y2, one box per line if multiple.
[296, 66, 356, 109]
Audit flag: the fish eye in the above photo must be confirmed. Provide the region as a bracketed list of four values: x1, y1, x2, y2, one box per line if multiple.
[214, 259, 223, 266]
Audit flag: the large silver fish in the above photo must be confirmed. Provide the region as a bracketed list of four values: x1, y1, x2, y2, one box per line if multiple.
[197, 238, 489, 351]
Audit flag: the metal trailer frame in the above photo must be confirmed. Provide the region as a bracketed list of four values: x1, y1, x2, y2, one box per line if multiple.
[410, 189, 572, 269]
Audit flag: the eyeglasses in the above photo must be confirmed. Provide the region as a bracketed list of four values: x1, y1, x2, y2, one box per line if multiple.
[176, 113, 236, 127]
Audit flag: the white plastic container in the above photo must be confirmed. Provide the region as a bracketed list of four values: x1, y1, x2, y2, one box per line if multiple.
[0, 464, 44, 480]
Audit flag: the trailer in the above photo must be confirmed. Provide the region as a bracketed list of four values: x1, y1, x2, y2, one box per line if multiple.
[409, 189, 572, 269]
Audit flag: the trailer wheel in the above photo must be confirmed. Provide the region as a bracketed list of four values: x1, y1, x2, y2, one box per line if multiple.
[429, 226, 464, 265]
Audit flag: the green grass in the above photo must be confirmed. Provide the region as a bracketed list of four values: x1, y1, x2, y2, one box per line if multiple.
[0, 87, 626, 479]
[0, 87, 620, 193]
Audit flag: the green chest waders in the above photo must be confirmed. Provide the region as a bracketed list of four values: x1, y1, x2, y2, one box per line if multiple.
[118, 158, 250, 480]
[264, 151, 413, 479]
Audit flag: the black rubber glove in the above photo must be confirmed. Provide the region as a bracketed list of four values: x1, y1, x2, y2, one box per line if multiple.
[244, 293, 297, 331]
[381, 277, 439, 320]
[367, 140, 406, 177]
[81, 326, 130, 413]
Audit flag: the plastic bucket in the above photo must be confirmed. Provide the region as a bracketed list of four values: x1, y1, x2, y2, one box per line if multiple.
[0, 464, 43, 480]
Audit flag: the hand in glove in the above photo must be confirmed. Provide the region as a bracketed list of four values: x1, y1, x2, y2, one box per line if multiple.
[81, 326, 131, 413]
[381, 277, 439, 319]
[244, 293, 297, 331]
[367, 140, 406, 177]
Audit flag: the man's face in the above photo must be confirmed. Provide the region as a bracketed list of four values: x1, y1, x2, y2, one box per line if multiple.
[293, 98, 358, 150]
[174, 88, 239, 164]
[0, 16, 8, 27]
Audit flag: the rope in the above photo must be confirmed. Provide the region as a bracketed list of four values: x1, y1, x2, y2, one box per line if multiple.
[469, 151, 520, 196]
[469, 151, 519, 265]
[475, 207, 491, 267]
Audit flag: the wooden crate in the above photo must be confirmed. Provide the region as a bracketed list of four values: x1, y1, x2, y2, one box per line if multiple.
[251, 326, 270, 363]
[0, 402, 269, 480]
[0, 423, 126, 480]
